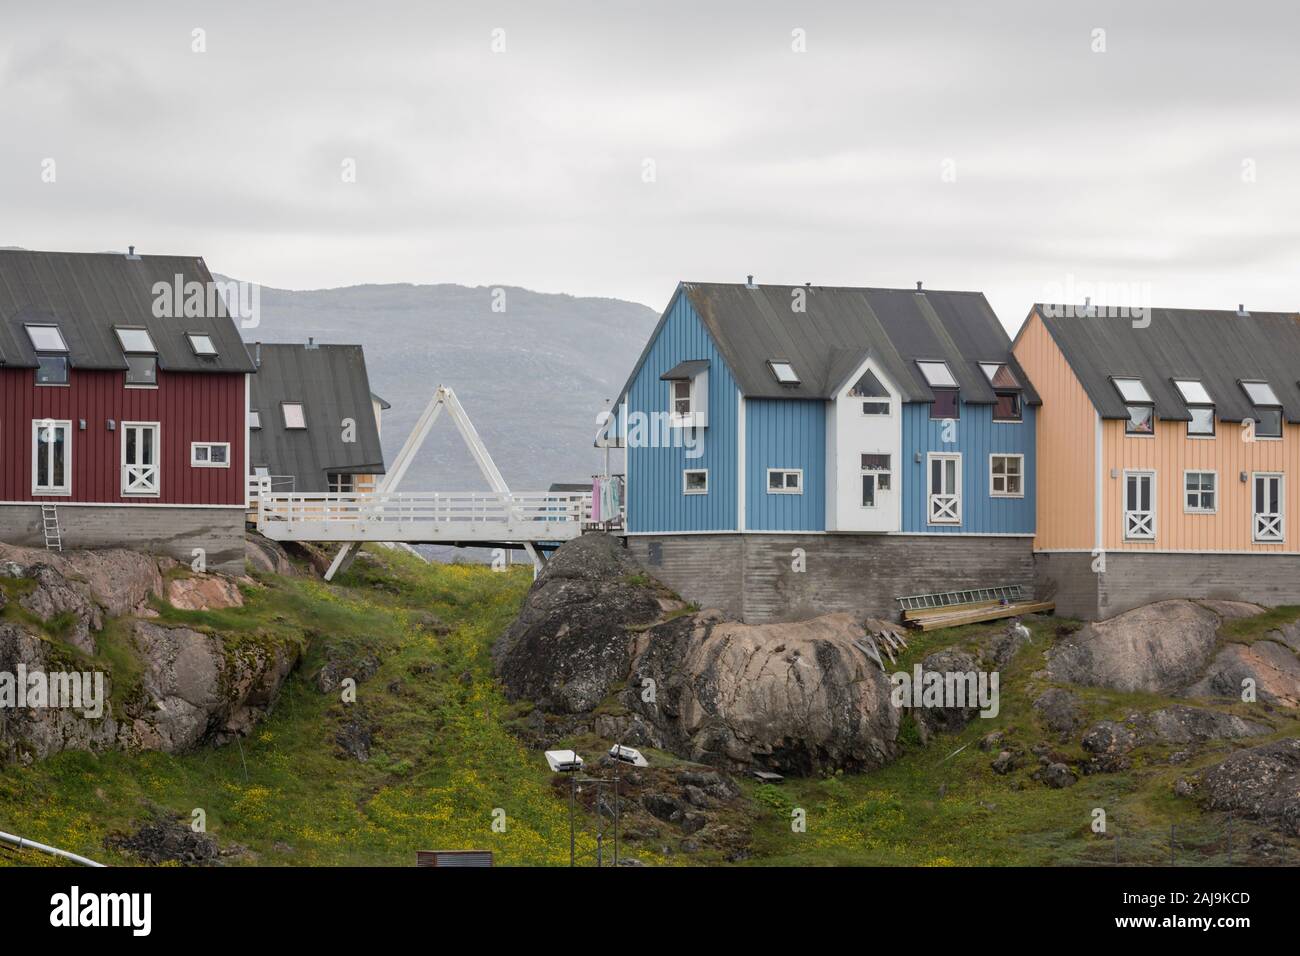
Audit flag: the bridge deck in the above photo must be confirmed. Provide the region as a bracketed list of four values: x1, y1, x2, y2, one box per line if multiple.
[255, 491, 593, 544]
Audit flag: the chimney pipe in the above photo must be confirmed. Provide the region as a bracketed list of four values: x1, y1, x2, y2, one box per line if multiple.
[1238, 303, 1248, 316]
[746, 274, 756, 289]
[126, 245, 139, 260]
[915, 281, 923, 293]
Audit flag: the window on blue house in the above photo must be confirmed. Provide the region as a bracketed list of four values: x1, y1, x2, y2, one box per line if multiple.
[990, 454, 1023, 497]
[683, 469, 708, 495]
[767, 469, 802, 494]
[930, 388, 959, 420]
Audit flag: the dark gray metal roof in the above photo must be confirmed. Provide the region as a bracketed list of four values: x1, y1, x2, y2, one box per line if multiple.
[0, 250, 256, 373]
[660, 359, 710, 380]
[248, 343, 386, 491]
[619, 282, 1039, 405]
[1031, 304, 1300, 423]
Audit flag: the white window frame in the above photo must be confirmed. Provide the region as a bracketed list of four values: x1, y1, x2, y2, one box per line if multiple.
[1125, 403, 1155, 437]
[31, 419, 73, 496]
[191, 441, 232, 469]
[989, 453, 1025, 498]
[248, 409, 262, 430]
[1122, 469, 1156, 541]
[120, 421, 162, 497]
[670, 378, 693, 417]
[187, 332, 218, 356]
[1183, 470, 1217, 514]
[766, 468, 803, 495]
[682, 468, 708, 495]
[1185, 406, 1215, 438]
[860, 453, 892, 510]
[34, 355, 70, 387]
[124, 353, 159, 389]
[1252, 472, 1284, 543]
[860, 400, 890, 416]
[927, 452, 962, 525]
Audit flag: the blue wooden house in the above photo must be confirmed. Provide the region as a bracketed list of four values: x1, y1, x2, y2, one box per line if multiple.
[608, 280, 1041, 622]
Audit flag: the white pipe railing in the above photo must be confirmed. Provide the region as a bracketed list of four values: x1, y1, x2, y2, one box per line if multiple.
[0, 829, 105, 867]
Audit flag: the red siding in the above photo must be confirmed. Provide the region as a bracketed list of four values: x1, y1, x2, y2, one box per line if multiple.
[0, 367, 245, 505]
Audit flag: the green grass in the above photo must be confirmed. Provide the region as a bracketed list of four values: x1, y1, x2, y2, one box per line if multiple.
[1219, 604, 1300, 644]
[0, 549, 595, 866]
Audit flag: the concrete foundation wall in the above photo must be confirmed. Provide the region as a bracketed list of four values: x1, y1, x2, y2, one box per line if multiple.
[626, 533, 1035, 623]
[1036, 550, 1300, 621]
[0, 505, 246, 575]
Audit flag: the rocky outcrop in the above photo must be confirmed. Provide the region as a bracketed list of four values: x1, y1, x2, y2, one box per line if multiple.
[910, 647, 983, 743]
[1046, 600, 1222, 693]
[1192, 738, 1300, 836]
[1185, 641, 1300, 708]
[494, 534, 662, 713]
[626, 611, 900, 775]
[0, 547, 300, 764]
[1129, 705, 1270, 744]
[245, 536, 297, 576]
[1032, 688, 1085, 734]
[166, 576, 244, 612]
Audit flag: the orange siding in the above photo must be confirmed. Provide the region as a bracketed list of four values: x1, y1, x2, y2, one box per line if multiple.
[1012, 311, 1096, 550]
[1101, 418, 1300, 552]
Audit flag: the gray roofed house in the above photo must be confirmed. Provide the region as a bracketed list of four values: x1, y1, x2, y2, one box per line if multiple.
[618, 282, 1040, 406]
[1028, 303, 1300, 424]
[248, 342, 386, 492]
[0, 249, 256, 373]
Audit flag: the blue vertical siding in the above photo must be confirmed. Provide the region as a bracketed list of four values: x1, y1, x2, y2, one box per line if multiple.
[745, 398, 826, 531]
[900, 402, 1036, 533]
[626, 290, 739, 532]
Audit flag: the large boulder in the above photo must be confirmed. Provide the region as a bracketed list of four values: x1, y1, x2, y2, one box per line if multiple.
[0, 543, 163, 617]
[1046, 600, 1221, 693]
[130, 621, 299, 751]
[1193, 738, 1300, 836]
[1131, 705, 1271, 744]
[1185, 641, 1300, 708]
[627, 611, 900, 775]
[910, 647, 984, 742]
[494, 534, 663, 713]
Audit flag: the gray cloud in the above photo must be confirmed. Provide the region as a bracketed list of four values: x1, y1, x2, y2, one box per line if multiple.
[2, 0, 1298, 325]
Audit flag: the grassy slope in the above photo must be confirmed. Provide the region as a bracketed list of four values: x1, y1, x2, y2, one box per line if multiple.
[2, 554, 1296, 867]
[1, 549, 593, 866]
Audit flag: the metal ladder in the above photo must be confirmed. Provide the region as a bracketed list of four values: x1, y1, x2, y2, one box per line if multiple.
[40, 504, 62, 552]
[896, 584, 1024, 613]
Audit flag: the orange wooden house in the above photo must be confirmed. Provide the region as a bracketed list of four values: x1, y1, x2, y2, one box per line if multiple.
[1014, 302, 1300, 619]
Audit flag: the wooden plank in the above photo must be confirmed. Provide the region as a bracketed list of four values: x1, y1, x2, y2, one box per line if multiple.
[902, 599, 1005, 621]
[911, 601, 1054, 632]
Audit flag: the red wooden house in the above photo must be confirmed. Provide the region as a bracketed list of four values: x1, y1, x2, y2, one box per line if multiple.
[0, 249, 256, 573]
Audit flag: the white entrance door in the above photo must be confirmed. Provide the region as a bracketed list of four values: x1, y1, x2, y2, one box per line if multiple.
[1253, 473, 1283, 542]
[928, 453, 961, 524]
[122, 422, 161, 496]
[1124, 470, 1155, 540]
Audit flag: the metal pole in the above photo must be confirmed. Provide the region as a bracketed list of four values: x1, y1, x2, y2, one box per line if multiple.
[613, 757, 620, 866]
[0, 830, 105, 867]
[569, 775, 576, 868]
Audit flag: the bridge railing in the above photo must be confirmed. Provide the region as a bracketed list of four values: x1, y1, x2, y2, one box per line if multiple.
[256, 490, 593, 531]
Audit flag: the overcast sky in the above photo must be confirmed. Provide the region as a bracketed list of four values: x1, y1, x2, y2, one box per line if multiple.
[3, 0, 1299, 329]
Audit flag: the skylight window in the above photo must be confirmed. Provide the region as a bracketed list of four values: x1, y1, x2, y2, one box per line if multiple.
[115, 327, 157, 353]
[1112, 377, 1151, 404]
[248, 410, 262, 430]
[979, 362, 1021, 389]
[769, 361, 800, 385]
[1241, 381, 1280, 406]
[1173, 379, 1213, 406]
[187, 333, 218, 356]
[282, 403, 306, 429]
[25, 325, 68, 352]
[917, 361, 957, 388]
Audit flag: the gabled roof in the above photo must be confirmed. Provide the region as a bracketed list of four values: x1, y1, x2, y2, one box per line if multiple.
[248, 343, 385, 491]
[618, 282, 1039, 405]
[0, 250, 256, 373]
[1029, 304, 1300, 423]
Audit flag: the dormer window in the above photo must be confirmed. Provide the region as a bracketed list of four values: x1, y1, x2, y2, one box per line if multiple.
[919, 361, 959, 420]
[1113, 377, 1154, 435]
[981, 362, 1023, 422]
[1241, 380, 1282, 438]
[660, 360, 710, 428]
[1174, 379, 1215, 437]
[115, 327, 158, 386]
[850, 368, 890, 415]
[768, 360, 800, 386]
[27, 324, 69, 385]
